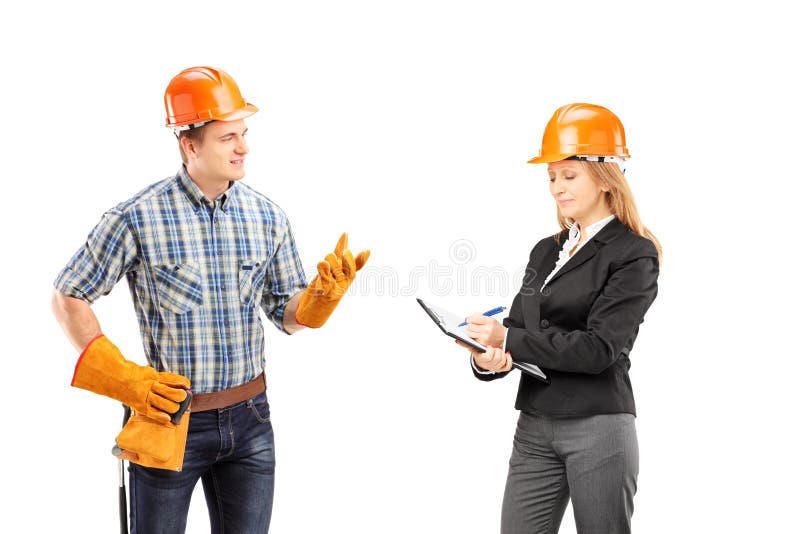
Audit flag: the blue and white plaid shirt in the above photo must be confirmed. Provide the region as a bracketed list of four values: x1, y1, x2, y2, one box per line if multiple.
[55, 167, 308, 393]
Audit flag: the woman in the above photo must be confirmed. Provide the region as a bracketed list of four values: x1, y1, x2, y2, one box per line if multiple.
[459, 103, 661, 534]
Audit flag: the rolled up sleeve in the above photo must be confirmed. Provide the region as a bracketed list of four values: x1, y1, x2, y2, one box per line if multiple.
[54, 210, 138, 303]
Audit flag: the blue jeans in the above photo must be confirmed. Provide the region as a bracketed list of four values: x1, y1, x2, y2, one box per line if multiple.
[129, 392, 275, 534]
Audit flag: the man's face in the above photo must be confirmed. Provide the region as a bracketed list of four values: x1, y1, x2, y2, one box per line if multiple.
[186, 119, 249, 183]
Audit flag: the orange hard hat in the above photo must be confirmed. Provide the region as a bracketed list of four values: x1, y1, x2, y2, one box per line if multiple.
[164, 66, 258, 129]
[528, 103, 629, 164]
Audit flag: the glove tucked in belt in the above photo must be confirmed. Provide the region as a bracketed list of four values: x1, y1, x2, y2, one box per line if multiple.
[114, 410, 191, 471]
[71, 335, 192, 471]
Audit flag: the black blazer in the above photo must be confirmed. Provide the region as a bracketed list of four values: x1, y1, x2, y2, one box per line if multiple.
[474, 218, 659, 417]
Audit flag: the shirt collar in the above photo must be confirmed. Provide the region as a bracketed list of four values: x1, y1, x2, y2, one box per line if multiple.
[567, 214, 616, 242]
[176, 166, 237, 212]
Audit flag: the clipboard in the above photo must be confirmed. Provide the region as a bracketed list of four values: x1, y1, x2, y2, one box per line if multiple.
[416, 298, 549, 383]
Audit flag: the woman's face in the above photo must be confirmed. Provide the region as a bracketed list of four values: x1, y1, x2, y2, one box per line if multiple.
[547, 160, 610, 226]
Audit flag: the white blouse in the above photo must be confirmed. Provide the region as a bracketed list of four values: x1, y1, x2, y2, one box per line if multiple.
[541, 214, 616, 289]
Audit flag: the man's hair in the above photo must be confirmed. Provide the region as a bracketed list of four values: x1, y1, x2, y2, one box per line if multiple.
[177, 125, 208, 165]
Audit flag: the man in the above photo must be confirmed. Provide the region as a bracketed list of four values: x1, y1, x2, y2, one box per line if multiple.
[51, 66, 369, 533]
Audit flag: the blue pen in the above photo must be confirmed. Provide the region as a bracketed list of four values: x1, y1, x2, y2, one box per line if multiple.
[458, 306, 506, 327]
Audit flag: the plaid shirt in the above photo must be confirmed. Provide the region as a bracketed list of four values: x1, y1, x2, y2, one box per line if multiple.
[55, 167, 307, 393]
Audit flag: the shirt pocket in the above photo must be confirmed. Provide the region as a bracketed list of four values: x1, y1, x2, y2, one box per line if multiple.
[238, 259, 268, 308]
[154, 263, 204, 314]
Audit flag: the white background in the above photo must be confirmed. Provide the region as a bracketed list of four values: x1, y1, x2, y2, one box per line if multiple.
[2, 1, 798, 532]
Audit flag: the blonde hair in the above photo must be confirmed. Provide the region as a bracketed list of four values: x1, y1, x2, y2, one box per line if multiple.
[555, 160, 662, 264]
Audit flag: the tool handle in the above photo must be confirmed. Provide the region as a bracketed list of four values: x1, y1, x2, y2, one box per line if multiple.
[119, 483, 128, 534]
[119, 403, 131, 534]
[171, 390, 192, 424]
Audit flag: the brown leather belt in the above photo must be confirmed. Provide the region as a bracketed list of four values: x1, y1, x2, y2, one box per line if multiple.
[191, 373, 266, 412]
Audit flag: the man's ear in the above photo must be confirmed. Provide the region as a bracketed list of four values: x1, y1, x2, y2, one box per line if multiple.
[180, 136, 199, 161]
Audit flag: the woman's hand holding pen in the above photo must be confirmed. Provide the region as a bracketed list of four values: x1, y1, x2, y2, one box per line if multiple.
[464, 314, 507, 348]
[453, 308, 512, 372]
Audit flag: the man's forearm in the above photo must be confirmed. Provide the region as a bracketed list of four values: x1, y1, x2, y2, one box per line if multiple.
[282, 292, 306, 335]
[51, 290, 102, 352]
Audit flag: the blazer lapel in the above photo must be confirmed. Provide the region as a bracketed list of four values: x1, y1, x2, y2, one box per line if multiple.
[545, 218, 628, 286]
[546, 239, 600, 286]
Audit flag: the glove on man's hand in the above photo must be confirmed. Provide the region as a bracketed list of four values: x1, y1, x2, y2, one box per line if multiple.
[295, 233, 370, 328]
[71, 335, 190, 424]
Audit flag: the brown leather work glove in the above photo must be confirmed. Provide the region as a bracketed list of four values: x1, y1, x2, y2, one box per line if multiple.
[295, 233, 370, 328]
[114, 410, 191, 471]
[71, 335, 190, 424]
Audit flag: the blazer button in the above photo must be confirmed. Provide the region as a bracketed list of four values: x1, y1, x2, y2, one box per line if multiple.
[540, 319, 549, 328]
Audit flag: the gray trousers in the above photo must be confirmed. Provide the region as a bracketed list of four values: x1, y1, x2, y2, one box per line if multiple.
[501, 411, 638, 534]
